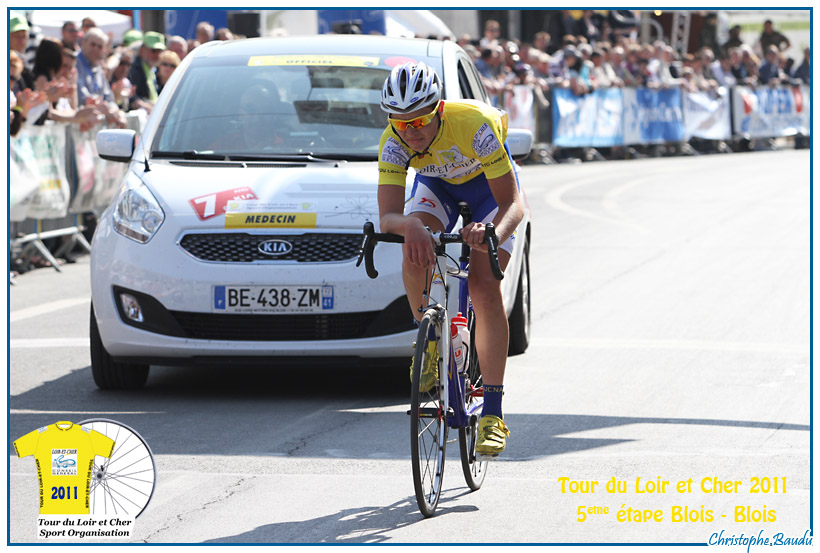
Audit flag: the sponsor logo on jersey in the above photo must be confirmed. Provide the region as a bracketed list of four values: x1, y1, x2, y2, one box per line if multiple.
[51, 450, 78, 476]
[472, 123, 501, 158]
[419, 197, 437, 208]
[381, 137, 410, 167]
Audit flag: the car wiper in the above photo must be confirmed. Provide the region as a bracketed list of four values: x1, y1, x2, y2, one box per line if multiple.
[151, 150, 228, 160]
[229, 153, 377, 162]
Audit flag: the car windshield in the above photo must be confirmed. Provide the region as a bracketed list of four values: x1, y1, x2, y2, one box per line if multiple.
[152, 55, 397, 160]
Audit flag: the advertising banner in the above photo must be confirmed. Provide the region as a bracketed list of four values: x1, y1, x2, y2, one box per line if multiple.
[13, 125, 71, 220]
[503, 85, 538, 139]
[9, 134, 42, 222]
[732, 85, 811, 138]
[683, 88, 732, 140]
[552, 87, 624, 147]
[623, 87, 686, 145]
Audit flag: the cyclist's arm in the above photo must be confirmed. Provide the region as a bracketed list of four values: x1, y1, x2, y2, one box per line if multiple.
[378, 184, 437, 267]
[461, 168, 524, 252]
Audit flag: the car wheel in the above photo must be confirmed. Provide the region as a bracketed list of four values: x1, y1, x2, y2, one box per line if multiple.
[508, 235, 530, 355]
[90, 303, 149, 390]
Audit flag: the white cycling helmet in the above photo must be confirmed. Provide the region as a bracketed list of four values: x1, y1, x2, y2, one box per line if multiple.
[380, 61, 442, 115]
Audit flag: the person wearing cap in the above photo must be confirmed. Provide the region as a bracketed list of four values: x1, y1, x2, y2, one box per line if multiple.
[128, 31, 165, 112]
[10, 13, 30, 56]
[121, 29, 143, 49]
[10, 13, 36, 90]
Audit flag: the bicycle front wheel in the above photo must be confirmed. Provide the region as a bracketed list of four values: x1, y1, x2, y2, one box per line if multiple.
[410, 310, 448, 517]
[459, 311, 488, 490]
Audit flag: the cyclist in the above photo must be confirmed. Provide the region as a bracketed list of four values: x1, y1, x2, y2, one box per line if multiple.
[377, 61, 524, 458]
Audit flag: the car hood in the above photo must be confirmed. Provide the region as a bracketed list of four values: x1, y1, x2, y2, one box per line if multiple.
[139, 160, 386, 231]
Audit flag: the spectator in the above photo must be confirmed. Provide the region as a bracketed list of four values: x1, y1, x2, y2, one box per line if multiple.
[121, 29, 143, 49]
[575, 10, 601, 44]
[61, 21, 80, 52]
[108, 48, 134, 111]
[196, 22, 214, 44]
[722, 25, 744, 51]
[10, 13, 30, 59]
[608, 46, 633, 86]
[480, 19, 502, 48]
[758, 45, 784, 85]
[729, 47, 750, 83]
[31, 37, 100, 128]
[157, 50, 180, 94]
[563, 47, 591, 95]
[698, 13, 720, 55]
[167, 35, 188, 59]
[215, 28, 234, 41]
[758, 19, 790, 54]
[128, 31, 165, 112]
[590, 48, 619, 88]
[711, 49, 737, 87]
[792, 47, 810, 84]
[76, 27, 126, 127]
[532, 31, 550, 54]
[187, 39, 200, 53]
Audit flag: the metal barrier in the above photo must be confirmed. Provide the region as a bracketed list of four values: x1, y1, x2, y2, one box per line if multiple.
[9, 113, 146, 275]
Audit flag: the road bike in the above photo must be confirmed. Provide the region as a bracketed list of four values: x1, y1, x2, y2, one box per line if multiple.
[358, 203, 504, 517]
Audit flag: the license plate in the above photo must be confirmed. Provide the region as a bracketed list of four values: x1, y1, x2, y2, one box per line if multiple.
[213, 285, 334, 313]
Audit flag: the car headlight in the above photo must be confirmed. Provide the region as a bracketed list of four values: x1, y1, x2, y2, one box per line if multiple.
[112, 176, 165, 244]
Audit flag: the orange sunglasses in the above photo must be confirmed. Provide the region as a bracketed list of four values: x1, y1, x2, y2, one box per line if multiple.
[389, 101, 442, 131]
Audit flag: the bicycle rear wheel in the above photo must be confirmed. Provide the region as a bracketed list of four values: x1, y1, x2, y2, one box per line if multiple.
[459, 311, 488, 490]
[410, 310, 447, 517]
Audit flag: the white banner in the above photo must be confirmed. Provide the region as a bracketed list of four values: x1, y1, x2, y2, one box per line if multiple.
[9, 134, 43, 222]
[503, 85, 537, 137]
[13, 125, 71, 220]
[683, 88, 732, 140]
[732, 85, 810, 138]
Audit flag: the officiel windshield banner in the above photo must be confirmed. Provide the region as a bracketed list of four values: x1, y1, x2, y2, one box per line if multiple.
[732, 85, 811, 138]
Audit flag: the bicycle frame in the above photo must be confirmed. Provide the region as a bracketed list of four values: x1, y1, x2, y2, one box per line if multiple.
[423, 236, 482, 431]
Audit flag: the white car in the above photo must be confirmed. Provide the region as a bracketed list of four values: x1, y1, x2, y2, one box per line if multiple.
[91, 35, 532, 389]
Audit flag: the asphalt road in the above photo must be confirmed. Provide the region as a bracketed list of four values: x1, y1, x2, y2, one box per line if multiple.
[8, 150, 811, 546]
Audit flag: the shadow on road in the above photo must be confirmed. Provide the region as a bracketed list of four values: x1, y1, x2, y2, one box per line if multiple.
[10, 364, 809, 461]
[202, 494, 477, 543]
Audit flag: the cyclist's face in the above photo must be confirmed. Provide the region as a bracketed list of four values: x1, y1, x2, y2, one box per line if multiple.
[392, 106, 439, 152]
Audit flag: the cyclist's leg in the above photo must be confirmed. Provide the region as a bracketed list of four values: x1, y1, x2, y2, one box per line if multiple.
[403, 176, 459, 320]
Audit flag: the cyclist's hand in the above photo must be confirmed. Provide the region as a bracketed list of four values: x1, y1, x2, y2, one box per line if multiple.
[460, 222, 488, 252]
[404, 219, 437, 267]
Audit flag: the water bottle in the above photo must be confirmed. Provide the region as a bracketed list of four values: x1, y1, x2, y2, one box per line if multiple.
[451, 313, 469, 373]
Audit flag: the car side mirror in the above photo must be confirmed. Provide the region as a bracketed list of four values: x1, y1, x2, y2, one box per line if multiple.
[97, 129, 137, 163]
[507, 128, 533, 161]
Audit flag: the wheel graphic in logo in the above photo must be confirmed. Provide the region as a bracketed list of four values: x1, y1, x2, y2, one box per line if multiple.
[78, 419, 156, 518]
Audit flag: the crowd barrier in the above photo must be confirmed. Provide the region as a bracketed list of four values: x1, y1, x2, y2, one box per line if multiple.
[8, 85, 809, 273]
[9, 112, 146, 274]
[496, 83, 810, 151]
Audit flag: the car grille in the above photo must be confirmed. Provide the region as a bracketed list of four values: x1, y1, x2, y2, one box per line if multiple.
[169, 310, 401, 341]
[180, 233, 363, 263]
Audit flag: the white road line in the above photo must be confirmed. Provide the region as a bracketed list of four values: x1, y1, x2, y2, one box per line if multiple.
[10, 338, 89, 348]
[545, 175, 649, 234]
[10, 297, 89, 323]
[10, 410, 164, 415]
[534, 337, 807, 355]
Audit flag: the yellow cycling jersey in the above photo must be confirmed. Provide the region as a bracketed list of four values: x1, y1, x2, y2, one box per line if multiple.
[378, 99, 514, 186]
[14, 421, 115, 515]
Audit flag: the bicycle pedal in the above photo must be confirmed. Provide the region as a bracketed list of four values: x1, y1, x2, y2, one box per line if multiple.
[475, 453, 501, 462]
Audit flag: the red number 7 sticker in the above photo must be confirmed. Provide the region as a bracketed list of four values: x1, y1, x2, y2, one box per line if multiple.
[189, 187, 258, 220]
